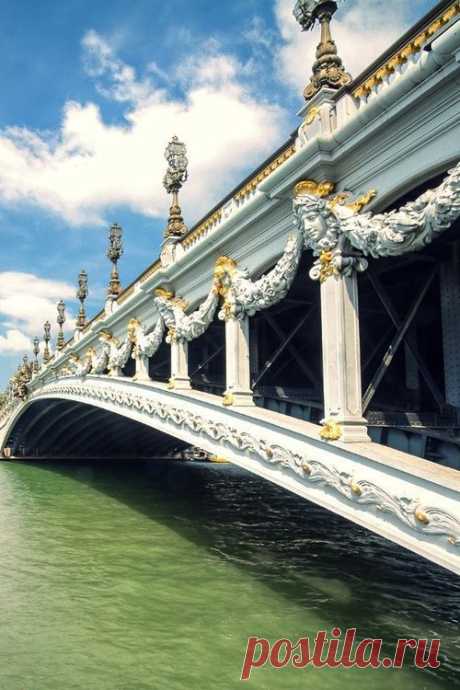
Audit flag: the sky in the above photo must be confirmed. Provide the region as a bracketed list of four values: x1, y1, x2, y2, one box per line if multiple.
[0, 0, 437, 386]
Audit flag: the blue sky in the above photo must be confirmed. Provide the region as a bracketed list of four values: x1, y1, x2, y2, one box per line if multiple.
[0, 0, 436, 386]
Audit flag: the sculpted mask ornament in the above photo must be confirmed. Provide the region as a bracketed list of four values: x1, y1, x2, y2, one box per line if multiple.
[127, 319, 140, 345]
[294, 162, 460, 281]
[214, 257, 238, 320]
[294, 179, 375, 281]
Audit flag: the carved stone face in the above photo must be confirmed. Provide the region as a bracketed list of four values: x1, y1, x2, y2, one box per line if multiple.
[295, 196, 329, 243]
[127, 319, 140, 343]
[214, 257, 237, 294]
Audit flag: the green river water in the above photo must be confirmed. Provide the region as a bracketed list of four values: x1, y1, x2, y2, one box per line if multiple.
[0, 459, 459, 690]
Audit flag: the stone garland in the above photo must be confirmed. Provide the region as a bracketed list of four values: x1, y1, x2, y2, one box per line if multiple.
[13, 163, 460, 389]
[294, 161, 460, 280]
[29, 379, 460, 549]
[134, 318, 166, 358]
[154, 286, 219, 343]
[215, 232, 303, 321]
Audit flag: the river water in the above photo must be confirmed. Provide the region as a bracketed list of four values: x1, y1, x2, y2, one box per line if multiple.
[0, 459, 459, 690]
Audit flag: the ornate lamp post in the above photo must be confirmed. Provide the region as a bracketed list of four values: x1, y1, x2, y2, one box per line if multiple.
[32, 336, 40, 373]
[43, 321, 51, 363]
[56, 300, 66, 350]
[293, 0, 351, 100]
[22, 355, 32, 382]
[163, 136, 189, 238]
[107, 223, 123, 298]
[76, 269, 88, 330]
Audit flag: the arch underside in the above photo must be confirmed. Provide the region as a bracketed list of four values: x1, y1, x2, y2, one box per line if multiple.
[6, 399, 188, 459]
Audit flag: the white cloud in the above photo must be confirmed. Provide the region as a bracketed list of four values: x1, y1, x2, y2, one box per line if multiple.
[0, 31, 287, 226]
[0, 329, 32, 355]
[0, 273, 75, 353]
[275, 0, 422, 97]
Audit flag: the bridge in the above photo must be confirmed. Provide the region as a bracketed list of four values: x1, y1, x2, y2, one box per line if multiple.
[2, 0, 460, 575]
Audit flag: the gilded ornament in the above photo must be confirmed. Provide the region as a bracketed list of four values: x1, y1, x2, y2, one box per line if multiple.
[353, 2, 460, 100]
[127, 319, 141, 344]
[222, 392, 235, 407]
[294, 0, 352, 100]
[415, 507, 430, 526]
[346, 189, 377, 214]
[155, 287, 175, 301]
[304, 106, 320, 126]
[294, 179, 335, 198]
[318, 251, 336, 283]
[320, 419, 342, 441]
[233, 146, 295, 203]
[167, 378, 176, 390]
[214, 256, 238, 287]
[351, 482, 363, 497]
[294, 162, 460, 278]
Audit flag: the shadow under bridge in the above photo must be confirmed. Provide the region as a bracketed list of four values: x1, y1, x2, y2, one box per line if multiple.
[5, 398, 188, 459]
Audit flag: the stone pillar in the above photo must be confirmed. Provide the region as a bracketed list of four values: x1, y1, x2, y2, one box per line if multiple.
[169, 339, 191, 390]
[441, 245, 460, 409]
[134, 354, 151, 382]
[223, 316, 254, 406]
[320, 272, 370, 443]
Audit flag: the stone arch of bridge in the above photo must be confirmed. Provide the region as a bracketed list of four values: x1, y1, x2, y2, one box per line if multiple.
[3, 396, 188, 459]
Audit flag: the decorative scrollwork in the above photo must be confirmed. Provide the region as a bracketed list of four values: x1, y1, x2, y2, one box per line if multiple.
[25, 378, 460, 551]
